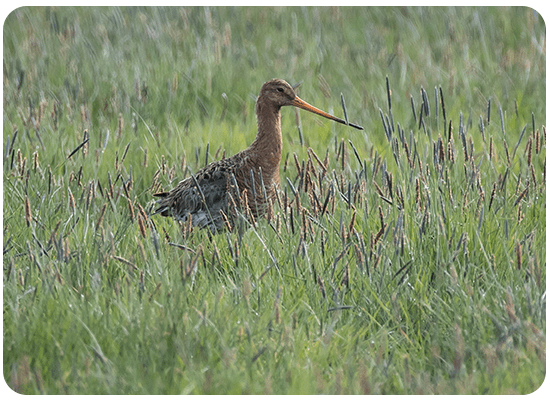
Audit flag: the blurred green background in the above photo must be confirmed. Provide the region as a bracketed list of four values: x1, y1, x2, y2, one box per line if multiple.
[4, 6, 545, 137]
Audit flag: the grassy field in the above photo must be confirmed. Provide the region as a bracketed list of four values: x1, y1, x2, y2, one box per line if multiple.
[2, 6, 546, 394]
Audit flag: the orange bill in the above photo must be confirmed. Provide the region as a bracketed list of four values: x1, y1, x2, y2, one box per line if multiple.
[291, 96, 363, 130]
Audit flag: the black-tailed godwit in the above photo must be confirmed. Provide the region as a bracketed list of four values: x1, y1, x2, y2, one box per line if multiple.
[153, 78, 362, 232]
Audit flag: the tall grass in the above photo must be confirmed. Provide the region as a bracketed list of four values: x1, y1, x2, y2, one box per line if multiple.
[3, 6, 546, 394]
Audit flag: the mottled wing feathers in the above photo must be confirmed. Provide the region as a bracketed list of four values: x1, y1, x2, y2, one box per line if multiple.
[153, 156, 242, 231]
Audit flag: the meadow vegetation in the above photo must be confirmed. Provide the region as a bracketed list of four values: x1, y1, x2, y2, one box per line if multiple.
[3, 6, 546, 394]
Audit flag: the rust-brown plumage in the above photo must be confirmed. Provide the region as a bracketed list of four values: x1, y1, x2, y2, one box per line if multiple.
[153, 78, 363, 232]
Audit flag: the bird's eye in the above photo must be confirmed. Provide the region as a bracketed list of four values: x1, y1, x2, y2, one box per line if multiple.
[276, 87, 284, 93]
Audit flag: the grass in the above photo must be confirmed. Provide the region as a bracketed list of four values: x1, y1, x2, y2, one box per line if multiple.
[3, 6, 546, 395]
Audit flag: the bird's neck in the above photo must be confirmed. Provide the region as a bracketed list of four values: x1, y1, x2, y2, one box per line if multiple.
[248, 99, 283, 177]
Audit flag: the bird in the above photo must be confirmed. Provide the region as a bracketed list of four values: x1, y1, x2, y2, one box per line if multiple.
[153, 78, 363, 233]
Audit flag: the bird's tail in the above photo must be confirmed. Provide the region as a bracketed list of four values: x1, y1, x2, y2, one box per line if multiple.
[152, 192, 171, 216]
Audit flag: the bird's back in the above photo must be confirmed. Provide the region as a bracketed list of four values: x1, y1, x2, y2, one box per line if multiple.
[153, 149, 273, 232]
[154, 157, 234, 232]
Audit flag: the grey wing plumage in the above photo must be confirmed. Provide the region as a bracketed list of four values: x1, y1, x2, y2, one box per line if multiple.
[153, 165, 230, 231]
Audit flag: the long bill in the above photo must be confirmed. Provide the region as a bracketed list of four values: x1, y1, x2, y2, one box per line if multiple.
[291, 96, 363, 130]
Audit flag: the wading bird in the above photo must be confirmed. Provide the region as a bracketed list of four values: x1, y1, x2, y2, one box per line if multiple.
[153, 78, 363, 232]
